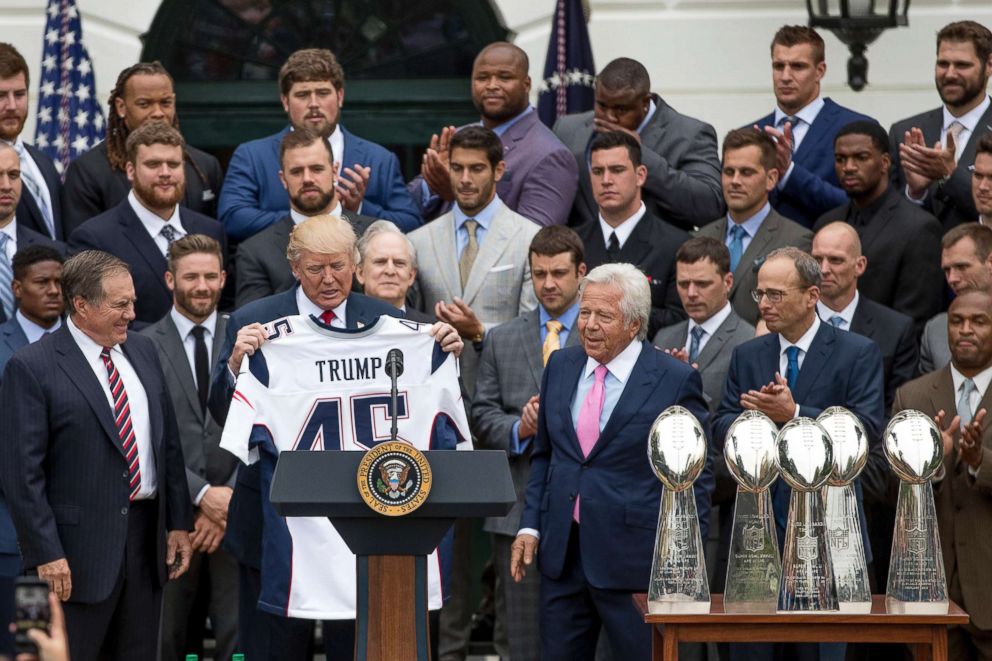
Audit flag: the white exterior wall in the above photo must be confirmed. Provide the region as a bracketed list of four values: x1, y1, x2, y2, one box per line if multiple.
[1, 0, 990, 143]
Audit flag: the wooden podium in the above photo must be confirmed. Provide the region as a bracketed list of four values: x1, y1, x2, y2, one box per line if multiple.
[635, 594, 969, 661]
[270, 450, 515, 661]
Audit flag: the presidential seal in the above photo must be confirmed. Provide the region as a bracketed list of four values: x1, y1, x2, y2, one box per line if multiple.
[357, 441, 432, 516]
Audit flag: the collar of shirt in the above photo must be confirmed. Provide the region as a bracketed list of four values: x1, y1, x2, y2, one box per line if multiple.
[942, 95, 991, 140]
[15, 309, 60, 344]
[816, 290, 859, 329]
[66, 313, 120, 360]
[539, 301, 580, 344]
[327, 124, 345, 170]
[454, 195, 502, 256]
[774, 96, 825, 129]
[582, 337, 643, 384]
[488, 105, 533, 138]
[688, 302, 733, 342]
[726, 201, 771, 241]
[295, 286, 347, 327]
[290, 201, 342, 226]
[848, 185, 893, 224]
[598, 202, 647, 249]
[170, 306, 217, 343]
[637, 99, 658, 134]
[779, 314, 821, 365]
[128, 190, 183, 243]
[950, 362, 992, 402]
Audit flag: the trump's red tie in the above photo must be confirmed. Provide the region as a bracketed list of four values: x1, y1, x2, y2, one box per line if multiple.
[320, 310, 336, 325]
[101, 347, 141, 501]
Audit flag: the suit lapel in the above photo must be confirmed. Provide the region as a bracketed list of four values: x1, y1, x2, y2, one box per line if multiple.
[858, 191, 900, 257]
[958, 104, 992, 165]
[849, 299, 874, 338]
[792, 324, 835, 402]
[588, 342, 661, 461]
[53, 328, 124, 457]
[696, 313, 736, 371]
[929, 368, 957, 420]
[341, 126, 369, 169]
[429, 220, 461, 301]
[555, 348, 586, 459]
[617, 216, 654, 266]
[1, 321, 27, 355]
[732, 213, 779, 295]
[462, 206, 514, 304]
[119, 205, 169, 298]
[794, 99, 838, 162]
[155, 316, 202, 422]
[523, 311, 545, 390]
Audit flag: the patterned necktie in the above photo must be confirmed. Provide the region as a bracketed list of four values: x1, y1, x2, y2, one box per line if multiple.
[958, 378, 977, 426]
[101, 347, 141, 501]
[160, 223, 180, 247]
[459, 219, 479, 290]
[728, 224, 746, 272]
[947, 120, 966, 163]
[785, 345, 801, 390]
[319, 309, 337, 326]
[191, 326, 209, 412]
[13, 144, 55, 238]
[780, 115, 800, 151]
[689, 325, 705, 363]
[0, 234, 13, 319]
[606, 231, 620, 262]
[574, 364, 608, 522]
[543, 320, 563, 366]
[827, 315, 845, 330]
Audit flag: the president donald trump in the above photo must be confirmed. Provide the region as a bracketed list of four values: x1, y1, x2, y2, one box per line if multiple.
[510, 262, 714, 661]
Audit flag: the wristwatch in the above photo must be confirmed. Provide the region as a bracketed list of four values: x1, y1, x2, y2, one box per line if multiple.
[471, 329, 484, 352]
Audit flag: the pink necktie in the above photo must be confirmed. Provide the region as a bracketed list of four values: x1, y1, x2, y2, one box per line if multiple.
[573, 364, 608, 522]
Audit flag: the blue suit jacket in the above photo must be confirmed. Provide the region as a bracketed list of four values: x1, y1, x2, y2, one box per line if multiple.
[0, 318, 28, 573]
[68, 199, 226, 330]
[218, 126, 422, 240]
[520, 342, 714, 591]
[752, 98, 876, 228]
[713, 322, 884, 559]
[208, 288, 402, 568]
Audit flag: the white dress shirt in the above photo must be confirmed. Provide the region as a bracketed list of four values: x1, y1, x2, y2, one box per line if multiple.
[684, 303, 733, 356]
[296, 286, 347, 328]
[598, 202, 647, 250]
[128, 191, 185, 256]
[66, 315, 157, 498]
[290, 200, 343, 226]
[816, 291, 859, 331]
[170, 307, 217, 390]
[15, 309, 60, 344]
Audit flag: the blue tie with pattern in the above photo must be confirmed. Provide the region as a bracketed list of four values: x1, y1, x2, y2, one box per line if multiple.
[728, 225, 746, 271]
[785, 345, 801, 390]
[688, 325, 705, 363]
[0, 234, 14, 319]
[773, 345, 803, 540]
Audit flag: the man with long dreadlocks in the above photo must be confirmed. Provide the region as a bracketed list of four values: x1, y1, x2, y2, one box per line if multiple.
[61, 62, 223, 236]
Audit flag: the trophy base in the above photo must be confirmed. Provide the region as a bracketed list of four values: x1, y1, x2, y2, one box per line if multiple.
[837, 600, 873, 614]
[885, 597, 949, 615]
[648, 597, 711, 615]
[724, 600, 778, 614]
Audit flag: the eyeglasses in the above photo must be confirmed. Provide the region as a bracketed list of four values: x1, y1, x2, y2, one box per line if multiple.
[751, 287, 807, 303]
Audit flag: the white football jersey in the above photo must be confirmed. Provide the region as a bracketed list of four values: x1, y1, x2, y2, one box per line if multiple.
[220, 314, 472, 619]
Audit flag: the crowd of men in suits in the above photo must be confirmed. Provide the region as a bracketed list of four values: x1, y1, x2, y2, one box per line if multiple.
[0, 14, 988, 661]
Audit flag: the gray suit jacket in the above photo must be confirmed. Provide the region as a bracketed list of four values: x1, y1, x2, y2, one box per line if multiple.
[652, 309, 755, 412]
[141, 312, 237, 501]
[471, 309, 580, 535]
[554, 94, 724, 231]
[919, 312, 951, 375]
[408, 202, 539, 396]
[694, 209, 812, 325]
[234, 210, 377, 308]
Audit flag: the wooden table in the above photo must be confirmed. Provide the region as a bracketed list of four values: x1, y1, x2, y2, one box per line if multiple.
[634, 594, 968, 661]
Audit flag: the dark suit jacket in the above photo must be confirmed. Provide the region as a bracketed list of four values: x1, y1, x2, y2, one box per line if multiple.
[890, 101, 992, 231]
[694, 209, 812, 325]
[141, 313, 237, 502]
[409, 110, 579, 227]
[0, 327, 193, 603]
[61, 140, 223, 236]
[555, 95, 724, 231]
[752, 98, 876, 227]
[520, 342, 713, 590]
[576, 212, 687, 337]
[68, 199, 227, 330]
[218, 126, 421, 240]
[0, 318, 29, 572]
[402, 306, 434, 324]
[234, 210, 376, 308]
[714, 322, 884, 560]
[16, 144, 64, 240]
[814, 186, 943, 333]
[209, 288, 401, 568]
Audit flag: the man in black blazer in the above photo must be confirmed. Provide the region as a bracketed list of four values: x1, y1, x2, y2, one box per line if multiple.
[890, 21, 992, 231]
[209, 215, 462, 660]
[815, 121, 943, 335]
[235, 128, 377, 308]
[62, 62, 223, 235]
[0, 250, 193, 661]
[141, 235, 238, 661]
[356, 219, 433, 323]
[68, 122, 226, 330]
[575, 130, 686, 338]
[0, 44, 64, 240]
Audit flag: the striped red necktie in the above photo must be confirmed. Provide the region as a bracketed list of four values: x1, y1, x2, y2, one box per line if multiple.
[101, 347, 141, 501]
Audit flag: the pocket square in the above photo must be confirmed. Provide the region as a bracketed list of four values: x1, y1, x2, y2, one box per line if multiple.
[489, 264, 514, 273]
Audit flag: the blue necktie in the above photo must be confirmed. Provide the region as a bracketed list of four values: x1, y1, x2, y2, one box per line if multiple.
[785, 345, 800, 390]
[772, 345, 803, 542]
[958, 378, 977, 426]
[728, 225, 746, 271]
[688, 325, 705, 363]
[0, 234, 14, 319]
[827, 315, 845, 329]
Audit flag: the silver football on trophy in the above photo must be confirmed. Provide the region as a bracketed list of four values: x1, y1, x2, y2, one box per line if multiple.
[884, 409, 943, 484]
[817, 407, 868, 487]
[647, 406, 707, 492]
[724, 410, 779, 493]
[775, 417, 833, 492]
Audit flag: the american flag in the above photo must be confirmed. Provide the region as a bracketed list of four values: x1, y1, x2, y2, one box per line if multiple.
[537, 0, 596, 128]
[33, 0, 104, 176]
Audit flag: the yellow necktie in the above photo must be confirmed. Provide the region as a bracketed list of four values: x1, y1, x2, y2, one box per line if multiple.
[459, 219, 479, 290]
[543, 320, 563, 366]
